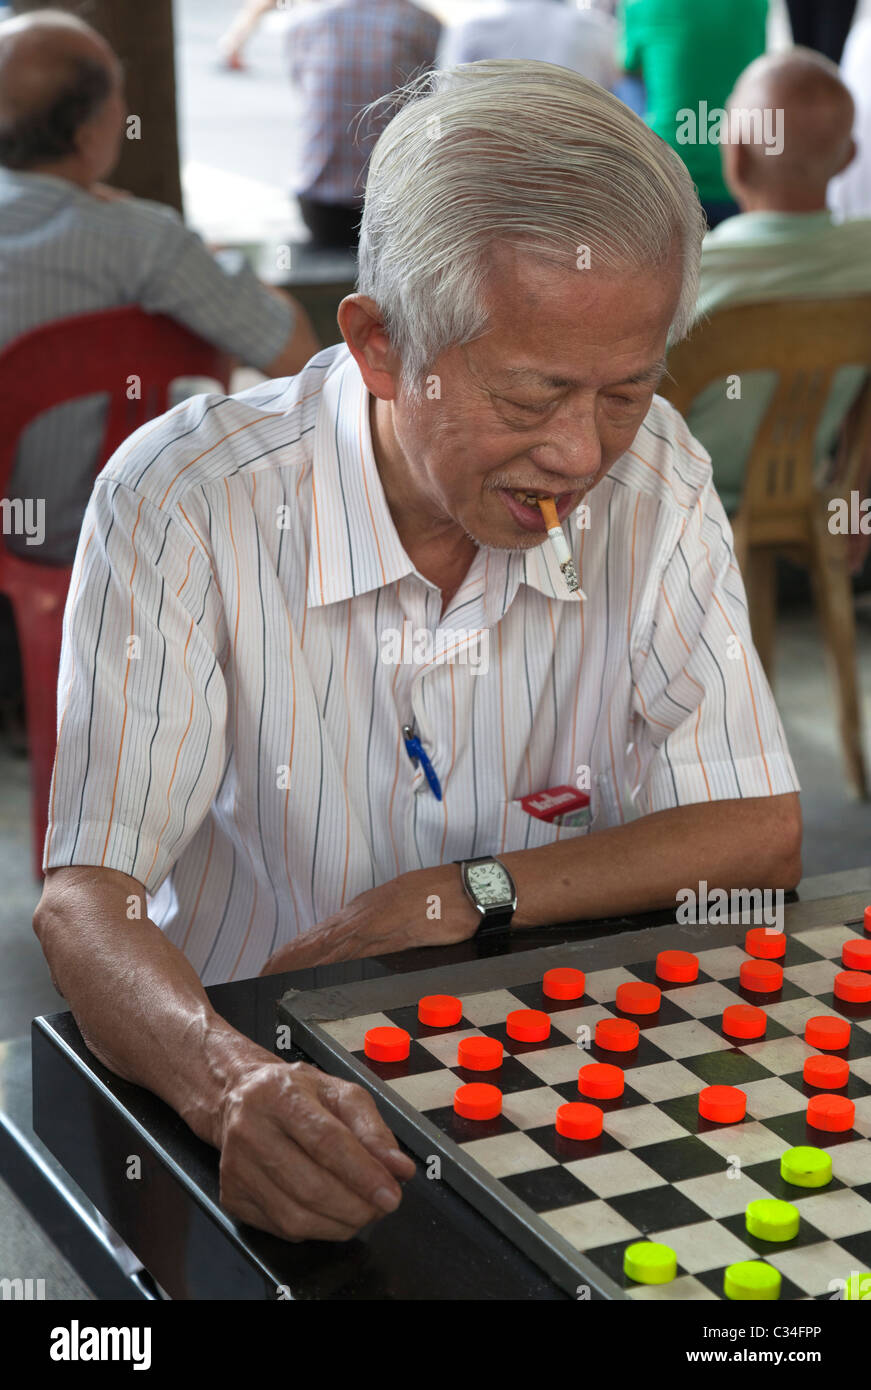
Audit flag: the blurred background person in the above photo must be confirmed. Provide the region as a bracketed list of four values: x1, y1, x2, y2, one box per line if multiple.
[785, 0, 858, 63]
[283, 0, 441, 250]
[683, 49, 871, 575]
[437, 0, 619, 89]
[0, 9, 320, 566]
[618, 0, 768, 228]
[217, 0, 279, 71]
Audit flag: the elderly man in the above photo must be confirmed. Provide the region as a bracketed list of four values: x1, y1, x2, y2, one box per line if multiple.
[0, 9, 319, 565]
[686, 49, 871, 559]
[34, 61, 801, 1244]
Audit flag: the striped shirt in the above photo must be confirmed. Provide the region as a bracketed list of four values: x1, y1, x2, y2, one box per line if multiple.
[44, 342, 800, 985]
[0, 167, 293, 563]
[283, 0, 441, 203]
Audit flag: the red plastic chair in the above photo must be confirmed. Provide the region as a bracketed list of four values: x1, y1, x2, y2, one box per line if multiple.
[0, 306, 232, 880]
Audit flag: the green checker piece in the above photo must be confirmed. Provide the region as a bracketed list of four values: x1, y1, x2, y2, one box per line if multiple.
[623, 1241, 677, 1285]
[780, 1146, 832, 1189]
[846, 1273, 871, 1301]
[724, 1261, 782, 1301]
[746, 1198, 800, 1242]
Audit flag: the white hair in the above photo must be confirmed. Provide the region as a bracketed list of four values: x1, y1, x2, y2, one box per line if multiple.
[356, 60, 707, 397]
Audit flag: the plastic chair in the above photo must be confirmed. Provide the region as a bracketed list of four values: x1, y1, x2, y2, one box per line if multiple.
[0, 306, 232, 879]
[663, 296, 871, 798]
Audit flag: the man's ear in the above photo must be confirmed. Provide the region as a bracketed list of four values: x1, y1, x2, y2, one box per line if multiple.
[836, 136, 858, 177]
[337, 294, 401, 401]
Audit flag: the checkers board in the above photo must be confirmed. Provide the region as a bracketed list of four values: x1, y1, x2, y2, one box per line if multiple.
[278, 902, 871, 1301]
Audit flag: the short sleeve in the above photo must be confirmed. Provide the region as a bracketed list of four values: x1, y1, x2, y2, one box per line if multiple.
[44, 479, 230, 895]
[132, 211, 294, 372]
[628, 480, 801, 812]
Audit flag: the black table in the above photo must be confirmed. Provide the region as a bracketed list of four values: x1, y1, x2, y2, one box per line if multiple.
[22, 867, 871, 1300]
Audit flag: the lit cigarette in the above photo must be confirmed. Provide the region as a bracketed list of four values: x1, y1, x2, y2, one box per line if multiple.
[537, 496, 581, 594]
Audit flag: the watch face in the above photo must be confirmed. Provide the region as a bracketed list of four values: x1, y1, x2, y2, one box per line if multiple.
[467, 860, 513, 908]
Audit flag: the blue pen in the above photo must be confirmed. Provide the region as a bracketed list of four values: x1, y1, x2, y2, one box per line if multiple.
[402, 723, 443, 801]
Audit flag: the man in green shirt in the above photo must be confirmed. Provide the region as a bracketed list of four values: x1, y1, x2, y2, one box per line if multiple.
[620, 0, 768, 223]
[684, 48, 871, 573]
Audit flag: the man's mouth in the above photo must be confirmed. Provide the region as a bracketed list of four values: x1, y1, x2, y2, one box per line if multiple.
[498, 488, 578, 531]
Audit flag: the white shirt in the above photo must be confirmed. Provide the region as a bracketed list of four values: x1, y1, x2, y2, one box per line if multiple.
[45, 343, 799, 984]
[437, 2, 619, 88]
[829, 19, 871, 222]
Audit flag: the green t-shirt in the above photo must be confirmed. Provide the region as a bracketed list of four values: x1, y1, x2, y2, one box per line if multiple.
[620, 0, 769, 202]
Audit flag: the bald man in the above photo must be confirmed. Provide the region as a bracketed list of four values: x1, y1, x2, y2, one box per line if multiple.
[0, 9, 319, 565]
[684, 48, 871, 566]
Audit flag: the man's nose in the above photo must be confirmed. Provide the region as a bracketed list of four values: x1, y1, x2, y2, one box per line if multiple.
[529, 404, 602, 484]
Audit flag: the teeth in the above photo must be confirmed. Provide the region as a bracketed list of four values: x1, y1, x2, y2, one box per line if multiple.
[510, 490, 550, 505]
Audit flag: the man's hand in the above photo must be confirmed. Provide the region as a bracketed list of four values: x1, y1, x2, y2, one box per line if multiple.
[218, 1058, 416, 1241]
[260, 864, 480, 974]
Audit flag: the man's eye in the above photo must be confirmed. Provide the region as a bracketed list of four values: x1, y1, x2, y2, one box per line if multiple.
[504, 399, 549, 413]
[605, 394, 643, 407]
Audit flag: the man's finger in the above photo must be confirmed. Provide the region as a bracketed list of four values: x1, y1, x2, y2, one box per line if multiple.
[223, 1125, 386, 1233]
[276, 1082, 405, 1211]
[327, 1080, 417, 1179]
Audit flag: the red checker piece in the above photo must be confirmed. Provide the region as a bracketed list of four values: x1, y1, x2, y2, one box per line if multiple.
[616, 981, 661, 1015]
[543, 967, 586, 1000]
[842, 938, 871, 971]
[457, 1036, 503, 1071]
[578, 1062, 625, 1099]
[555, 1102, 603, 1140]
[596, 1017, 640, 1052]
[807, 1093, 855, 1133]
[740, 958, 783, 993]
[745, 927, 786, 959]
[805, 1015, 851, 1050]
[418, 994, 462, 1028]
[722, 1004, 767, 1040]
[506, 1009, 551, 1043]
[699, 1084, 747, 1123]
[656, 949, 699, 983]
[454, 1082, 502, 1121]
[803, 1054, 850, 1089]
[865, 905, 871, 934]
[364, 1026, 410, 1062]
[834, 970, 871, 1004]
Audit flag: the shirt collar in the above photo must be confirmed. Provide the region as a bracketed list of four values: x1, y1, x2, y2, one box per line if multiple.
[306, 347, 585, 616]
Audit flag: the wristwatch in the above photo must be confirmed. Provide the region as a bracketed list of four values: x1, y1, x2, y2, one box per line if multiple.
[455, 856, 517, 936]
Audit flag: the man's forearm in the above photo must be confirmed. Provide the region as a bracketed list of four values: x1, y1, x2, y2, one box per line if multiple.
[34, 867, 276, 1148]
[499, 794, 802, 929]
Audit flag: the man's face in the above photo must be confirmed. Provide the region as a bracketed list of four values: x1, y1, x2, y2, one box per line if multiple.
[389, 243, 683, 551]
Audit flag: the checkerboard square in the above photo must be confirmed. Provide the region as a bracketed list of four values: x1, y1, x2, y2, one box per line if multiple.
[674, 1170, 773, 1218]
[512, 1042, 586, 1086]
[322, 1011, 394, 1052]
[624, 1059, 707, 1103]
[604, 1103, 687, 1148]
[501, 1165, 596, 1213]
[766, 1239, 858, 1297]
[764, 996, 836, 1033]
[462, 1130, 557, 1178]
[502, 1086, 566, 1131]
[583, 966, 645, 1002]
[564, 1149, 666, 1198]
[524, 1122, 622, 1166]
[783, 960, 840, 995]
[698, 1119, 789, 1165]
[643, 1019, 733, 1060]
[610, 1184, 707, 1233]
[765, 1109, 859, 1149]
[681, 1048, 773, 1086]
[793, 1188, 871, 1240]
[794, 924, 858, 957]
[737, 1034, 816, 1075]
[683, 946, 748, 980]
[664, 981, 747, 1018]
[720, 1207, 827, 1257]
[548, 1003, 613, 1040]
[460, 989, 527, 1027]
[388, 1069, 465, 1112]
[849, 1056, 871, 1084]
[852, 1094, 871, 1137]
[417, 1028, 483, 1065]
[542, 1198, 640, 1249]
[652, 1219, 757, 1274]
[812, 1138, 871, 1186]
[634, 1135, 727, 1182]
[453, 1053, 556, 1096]
[742, 1155, 846, 1202]
[740, 1076, 808, 1119]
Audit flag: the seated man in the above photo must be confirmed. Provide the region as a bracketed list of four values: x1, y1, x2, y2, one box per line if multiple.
[0, 9, 320, 566]
[34, 59, 802, 1244]
[687, 49, 871, 525]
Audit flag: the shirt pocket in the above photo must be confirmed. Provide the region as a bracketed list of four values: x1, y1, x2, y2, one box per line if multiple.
[497, 798, 592, 853]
